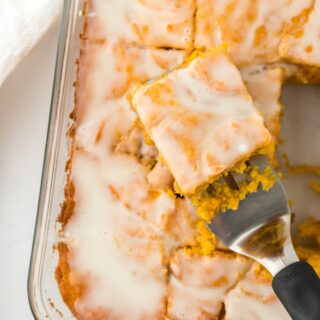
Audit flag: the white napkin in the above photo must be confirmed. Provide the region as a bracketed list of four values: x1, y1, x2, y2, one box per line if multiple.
[0, 0, 63, 86]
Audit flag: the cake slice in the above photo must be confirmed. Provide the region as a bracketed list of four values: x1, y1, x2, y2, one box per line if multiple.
[223, 263, 291, 320]
[194, 0, 313, 66]
[57, 151, 171, 319]
[279, 0, 320, 67]
[83, 0, 194, 49]
[131, 48, 273, 219]
[167, 249, 251, 319]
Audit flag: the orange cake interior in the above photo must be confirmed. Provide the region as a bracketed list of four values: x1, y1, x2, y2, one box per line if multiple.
[55, 1, 320, 319]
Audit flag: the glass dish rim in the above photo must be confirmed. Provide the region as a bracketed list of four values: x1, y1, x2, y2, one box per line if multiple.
[27, 0, 79, 318]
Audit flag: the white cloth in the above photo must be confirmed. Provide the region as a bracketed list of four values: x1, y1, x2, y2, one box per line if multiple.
[0, 0, 63, 86]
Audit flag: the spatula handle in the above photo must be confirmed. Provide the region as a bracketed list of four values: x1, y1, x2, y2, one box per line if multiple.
[272, 261, 320, 320]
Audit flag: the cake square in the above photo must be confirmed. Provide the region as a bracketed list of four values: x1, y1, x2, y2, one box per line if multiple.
[194, 0, 312, 66]
[131, 48, 272, 196]
[224, 264, 290, 320]
[167, 250, 250, 319]
[57, 150, 169, 319]
[279, 0, 320, 67]
[83, 0, 194, 49]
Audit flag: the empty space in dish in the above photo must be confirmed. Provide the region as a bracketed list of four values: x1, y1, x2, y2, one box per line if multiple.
[279, 84, 320, 228]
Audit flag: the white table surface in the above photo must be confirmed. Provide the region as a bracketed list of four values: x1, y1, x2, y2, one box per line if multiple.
[0, 21, 60, 320]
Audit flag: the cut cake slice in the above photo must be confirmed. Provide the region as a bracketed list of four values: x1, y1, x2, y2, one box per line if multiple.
[131, 48, 273, 219]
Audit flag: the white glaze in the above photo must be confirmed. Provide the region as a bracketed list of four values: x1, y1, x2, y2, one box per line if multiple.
[280, 0, 320, 67]
[195, 0, 313, 65]
[132, 50, 271, 194]
[167, 250, 251, 319]
[61, 42, 198, 318]
[75, 41, 187, 120]
[65, 152, 168, 318]
[224, 266, 291, 320]
[84, 0, 194, 48]
[58, 2, 320, 317]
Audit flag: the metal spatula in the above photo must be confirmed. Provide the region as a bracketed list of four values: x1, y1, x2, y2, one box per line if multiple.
[208, 156, 320, 320]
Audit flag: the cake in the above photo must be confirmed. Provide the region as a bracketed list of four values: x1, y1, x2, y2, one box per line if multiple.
[131, 48, 274, 220]
[131, 49, 272, 195]
[83, 0, 195, 48]
[56, 1, 320, 319]
[167, 250, 251, 319]
[194, 0, 313, 66]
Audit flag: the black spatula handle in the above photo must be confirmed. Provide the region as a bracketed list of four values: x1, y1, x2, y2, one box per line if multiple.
[272, 261, 320, 320]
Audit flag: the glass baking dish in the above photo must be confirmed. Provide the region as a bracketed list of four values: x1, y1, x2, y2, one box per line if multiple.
[28, 0, 84, 318]
[28, 0, 320, 318]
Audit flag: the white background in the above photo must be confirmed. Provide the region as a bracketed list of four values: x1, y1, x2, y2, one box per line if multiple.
[0, 21, 60, 319]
